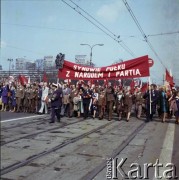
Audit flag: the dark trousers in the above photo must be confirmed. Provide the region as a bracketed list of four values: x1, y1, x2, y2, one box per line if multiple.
[83, 100, 90, 119]
[146, 104, 155, 122]
[51, 107, 61, 122]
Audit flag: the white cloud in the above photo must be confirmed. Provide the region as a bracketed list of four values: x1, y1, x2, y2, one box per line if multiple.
[0, 41, 7, 48]
[96, 1, 125, 23]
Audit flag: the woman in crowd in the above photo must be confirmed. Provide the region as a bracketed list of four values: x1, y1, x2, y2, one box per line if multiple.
[9, 84, 16, 112]
[171, 91, 179, 124]
[73, 91, 81, 118]
[91, 88, 99, 119]
[123, 89, 133, 122]
[1, 82, 9, 112]
[158, 86, 169, 123]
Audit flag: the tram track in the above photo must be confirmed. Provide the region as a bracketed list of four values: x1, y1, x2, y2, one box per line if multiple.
[80, 122, 146, 180]
[0, 119, 85, 146]
[0, 120, 115, 176]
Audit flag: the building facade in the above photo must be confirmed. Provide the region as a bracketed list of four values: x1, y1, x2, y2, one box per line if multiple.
[15, 58, 27, 70]
[44, 56, 55, 70]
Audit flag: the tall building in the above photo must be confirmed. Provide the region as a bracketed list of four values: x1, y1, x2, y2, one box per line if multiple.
[35, 59, 44, 71]
[26, 62, 36, 70]
[15, 58, 26, 70]
[44, 56, 54, 70]
[0, 65, 2, 70]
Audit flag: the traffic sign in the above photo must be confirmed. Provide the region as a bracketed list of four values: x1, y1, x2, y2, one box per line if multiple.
[148, 58, 154, 67]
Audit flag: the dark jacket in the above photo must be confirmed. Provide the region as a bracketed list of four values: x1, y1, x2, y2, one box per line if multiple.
[51, 88, 63, 107]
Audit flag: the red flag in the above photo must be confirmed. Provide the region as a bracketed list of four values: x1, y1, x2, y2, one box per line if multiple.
[19, 75, 28, 85]
[165, 69, 174, 86]
[43, 72, 48, 82]
[141, 83, 148, 93]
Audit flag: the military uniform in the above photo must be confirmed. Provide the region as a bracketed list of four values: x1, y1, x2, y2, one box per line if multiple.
[29, 87, 37, 113]
[69, 90, 76, 117]
[16, 85, 25, 112]
[23, 88, 30, 112]
[135, 91, 144, 118]
[106, 86, 115, 120]
[98, 91, 106, 120]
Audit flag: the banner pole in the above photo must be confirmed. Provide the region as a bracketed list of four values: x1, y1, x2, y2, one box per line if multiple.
[149, 76, 152, 115]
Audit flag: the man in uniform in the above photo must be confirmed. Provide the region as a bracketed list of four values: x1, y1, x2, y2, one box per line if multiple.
[16, 83, 25, 112]
[49, 83, 63, 123]
[105, 82, 115, 121]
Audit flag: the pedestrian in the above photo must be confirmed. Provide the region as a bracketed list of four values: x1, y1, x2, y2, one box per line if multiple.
[134, 88, 144, 119]
[49, 83, 63, 123]
[73, 91, 81, 118]
[38, 82, 49, 114]
[23, 84, 30, 113]
[158, 86, 169, 123]
[106, 82, 115, 121]
[16, 83, 25, 112]
[98, 90, 106, 120]
[91, 88, 99, 119]
[9, 84, 16, 112]
[171, 91, 179, 124]
[1, 82, 9, 111]
[143, 84, 159, 122]
[124, 89, 133, 122]
[116, 90, 124, 120]
[82, 84, 92, 119]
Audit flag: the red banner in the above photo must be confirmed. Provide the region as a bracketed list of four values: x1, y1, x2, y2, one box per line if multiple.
[58, 55, 150, 80]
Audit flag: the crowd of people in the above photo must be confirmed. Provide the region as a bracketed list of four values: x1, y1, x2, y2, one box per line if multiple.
[0, 79, 179, 124]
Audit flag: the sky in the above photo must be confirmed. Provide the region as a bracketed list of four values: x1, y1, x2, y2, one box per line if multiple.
[1, 0, 179, 85]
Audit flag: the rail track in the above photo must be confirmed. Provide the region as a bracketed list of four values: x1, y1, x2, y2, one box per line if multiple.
[1, 120, 116, 176]
[0, 118, 86, 146]
[80, 122, 146, 180]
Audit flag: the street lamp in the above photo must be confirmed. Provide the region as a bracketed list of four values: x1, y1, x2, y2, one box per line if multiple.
[80, 43, 104, 66]
[7, 58, 13, 76]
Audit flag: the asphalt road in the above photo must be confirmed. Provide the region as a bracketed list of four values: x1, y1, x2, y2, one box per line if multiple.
[0, 113, 179, 180]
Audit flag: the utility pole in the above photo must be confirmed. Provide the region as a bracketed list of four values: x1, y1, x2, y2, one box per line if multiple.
[80, 44, 104, 66]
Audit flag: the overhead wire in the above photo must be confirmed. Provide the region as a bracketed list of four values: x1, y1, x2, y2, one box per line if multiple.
[148, 31, 179, 37]
[2, 22, 103, 35]
[122, 0, 167, 70]
[68, 0, 137, 57]
[61, 0, 136, 57]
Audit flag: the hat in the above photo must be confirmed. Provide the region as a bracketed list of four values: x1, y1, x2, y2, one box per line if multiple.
[52, 83, 58, 87]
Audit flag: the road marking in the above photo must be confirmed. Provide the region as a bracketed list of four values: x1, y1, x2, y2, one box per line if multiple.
[1, 115, 46, 123]
[153, 123, 175, 180]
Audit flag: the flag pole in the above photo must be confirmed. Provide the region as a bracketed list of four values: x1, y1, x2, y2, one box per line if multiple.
[149, 76, 152, 115]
